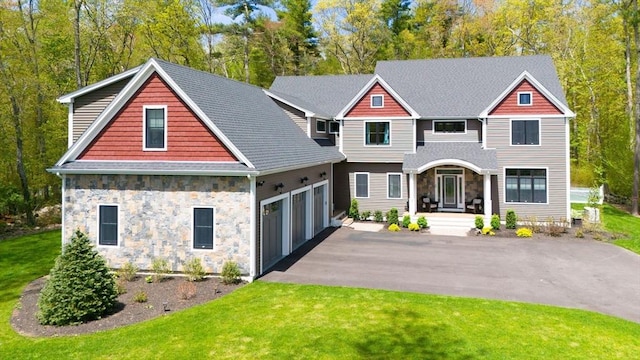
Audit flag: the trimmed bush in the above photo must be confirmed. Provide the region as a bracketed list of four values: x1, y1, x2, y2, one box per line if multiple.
[491, 214, 500, 230]
[408, 223, 420, 231]
[184, 258, 206, 282]
[348, 199, 359, 219]
[151, 257, 171, 283]
[505, 209, 517, 229]
[388, 224, 401, 232]
[516, 228, 533, 237]
[361, 210, 371, 221]
[386, 208, 399, 225]
[37, 230, 118, 326]
[118, 261, 138, 282]
[475, 215, 484, 229]
[133, 290, 148, 303]
[374, 210, 384, 223]
[402, 214, 411, 228]
[417, 216, 428, 229]
[221, 261, 241, 285]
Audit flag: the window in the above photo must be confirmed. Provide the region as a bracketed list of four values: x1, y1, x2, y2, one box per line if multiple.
[316, 120, 326, 133]
[518, 92, 532, 106]
[434, 121, 466, 133]
[98, 205, 118, 246]
[512, 120, 539, 145]
[144, 106, 166, 150]
[355, 173, 369, 198]
[329, 121, 340, 134]
[371, 95, 384, 108]
[387, 173, 402, 199]
[365, 122, 390, 145]
[193, 207, 214, 249]
[505, 169, 547, 203]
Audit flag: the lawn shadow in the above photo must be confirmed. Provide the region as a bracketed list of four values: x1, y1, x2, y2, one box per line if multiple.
[352, 309, 482, 359]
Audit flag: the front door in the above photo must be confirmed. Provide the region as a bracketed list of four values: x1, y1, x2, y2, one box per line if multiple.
[443, 175, 458, 208]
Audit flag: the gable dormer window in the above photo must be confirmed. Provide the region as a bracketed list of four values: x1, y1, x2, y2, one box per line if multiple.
[316, 119, 326, 133]
[143, 105, 167, 151]
[370, 95, 384, 108]
[517, 92, 532, 106]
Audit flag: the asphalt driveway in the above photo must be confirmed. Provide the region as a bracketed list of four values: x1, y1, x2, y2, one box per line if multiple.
[260, 227, 640, 323]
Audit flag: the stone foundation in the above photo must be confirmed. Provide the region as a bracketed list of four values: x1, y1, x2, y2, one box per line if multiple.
[63, 174, 251, 275]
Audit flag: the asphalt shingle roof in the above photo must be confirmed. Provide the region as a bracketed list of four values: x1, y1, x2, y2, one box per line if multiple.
[269, 74, 373, 117]
[375, 55, 567, 117]
[269, 55, 567, 118]
[153, 59, 344, 172]
[403, 143, 497, 172]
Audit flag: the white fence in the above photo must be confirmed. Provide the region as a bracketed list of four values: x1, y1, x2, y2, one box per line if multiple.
[570, 186, 604, 204]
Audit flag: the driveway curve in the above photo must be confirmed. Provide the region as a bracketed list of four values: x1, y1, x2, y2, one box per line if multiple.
[261, 227, 640, 323]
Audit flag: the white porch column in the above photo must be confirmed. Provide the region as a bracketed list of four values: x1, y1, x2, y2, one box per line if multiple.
[483, 172, 492, 225]
[409, 172, 417, 215]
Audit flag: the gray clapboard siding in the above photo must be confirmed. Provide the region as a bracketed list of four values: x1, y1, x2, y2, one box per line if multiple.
[72, 78, 130, 142]
[418, 119, 482, 143]
[272, 99, 307, 133]
[334, 162, 408, 213]
[342, 119, 413, 162]
[487, 117, 568, 219]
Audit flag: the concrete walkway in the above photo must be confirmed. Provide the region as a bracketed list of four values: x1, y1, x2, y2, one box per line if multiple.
[261, 227, 640, 323]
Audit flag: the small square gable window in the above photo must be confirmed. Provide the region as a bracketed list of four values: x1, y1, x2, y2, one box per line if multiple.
[518, 92, 532, 106]
[371, 95, 384, 108]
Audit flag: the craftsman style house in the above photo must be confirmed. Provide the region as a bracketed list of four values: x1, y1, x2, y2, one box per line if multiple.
[268, 55, 574, 225]
[50, 59, 344, 278]
[51, 55, 573, 279]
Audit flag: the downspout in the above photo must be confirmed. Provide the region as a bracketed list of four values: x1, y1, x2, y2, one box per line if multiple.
[248, 175, 256, 280]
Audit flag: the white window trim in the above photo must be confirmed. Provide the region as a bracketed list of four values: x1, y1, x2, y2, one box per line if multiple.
[432, 120, 467, 134]
[97, 203, 120, 248]
[143, 105, 168, 151]
[363, 120, 392, 147]
[316, 119, 326, 133]
[328, 121, 340, 134]
[503, 167, 549, 205]
[517, 91, 533, 106]
[192, 206, 216, 251]
[354, 172, 370, 199]
[370, 94, 384, 108]
[387, 173, 403, 199]
[509, 118, 541, 146]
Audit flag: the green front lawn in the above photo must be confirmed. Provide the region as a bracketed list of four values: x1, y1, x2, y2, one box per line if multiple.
[2, 230, 640, 359]
[572, 203, 640, 254]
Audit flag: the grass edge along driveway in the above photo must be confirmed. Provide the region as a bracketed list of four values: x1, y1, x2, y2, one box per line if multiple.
[2, 231, 640, 359]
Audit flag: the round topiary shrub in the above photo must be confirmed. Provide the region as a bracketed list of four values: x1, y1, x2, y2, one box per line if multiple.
[37, 230, 118, 326]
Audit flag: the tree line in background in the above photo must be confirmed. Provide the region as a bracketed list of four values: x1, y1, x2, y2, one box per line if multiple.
[0, 0, 639, 224]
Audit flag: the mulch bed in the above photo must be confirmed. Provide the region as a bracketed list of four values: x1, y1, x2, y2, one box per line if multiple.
[11, 275, 244, 337]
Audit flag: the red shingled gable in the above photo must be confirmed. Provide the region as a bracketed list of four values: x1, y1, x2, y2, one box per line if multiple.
[79, 73, 237, 161]
[346, 82, 410, 117]
[489, 80, 563, 115]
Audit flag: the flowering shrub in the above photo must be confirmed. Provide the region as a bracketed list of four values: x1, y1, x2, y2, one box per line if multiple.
[481, 227, 495, 236]
[408, 223, 420, 231]
[388, 224, 401, 232]
[516, 228, 533, 238]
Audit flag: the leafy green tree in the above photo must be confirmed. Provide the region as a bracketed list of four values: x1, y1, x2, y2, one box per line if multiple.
[277, 0, 318, 74]
[37, 230, 118, 325]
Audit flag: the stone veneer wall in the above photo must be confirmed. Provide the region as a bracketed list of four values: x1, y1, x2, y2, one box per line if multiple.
[63, 174, 251, 275]
[416, 167, 483, 203]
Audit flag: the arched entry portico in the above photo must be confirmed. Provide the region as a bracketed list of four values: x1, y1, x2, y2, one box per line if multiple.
[403, 143, 498, 225]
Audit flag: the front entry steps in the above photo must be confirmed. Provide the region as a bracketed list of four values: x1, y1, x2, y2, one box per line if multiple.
[415, 213, 475, 237]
